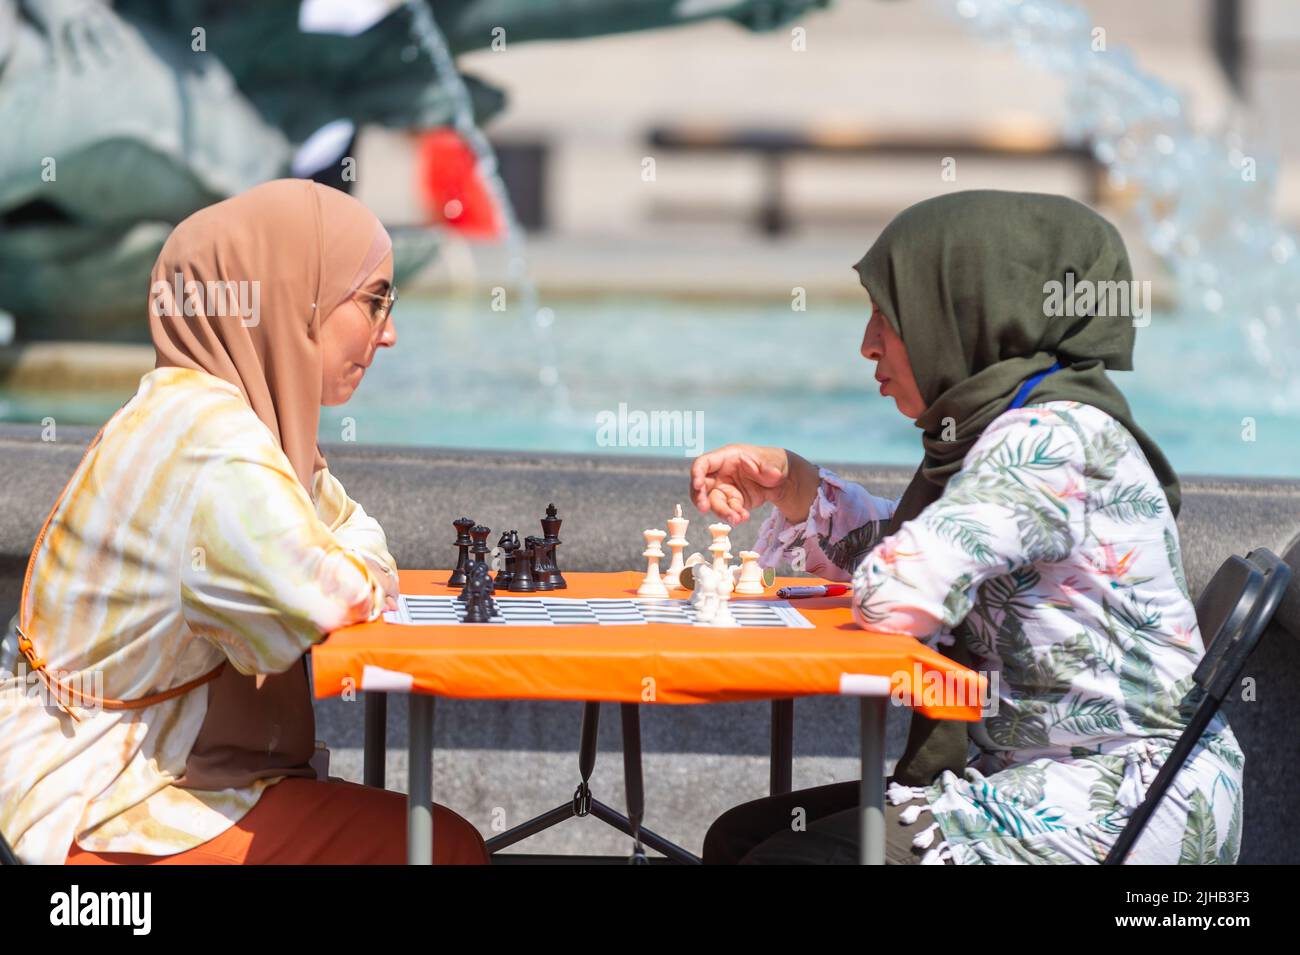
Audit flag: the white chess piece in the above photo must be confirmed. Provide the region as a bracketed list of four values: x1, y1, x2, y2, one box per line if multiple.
[734, 550, 766, 595]
[690, 562, 719, 624]
[637, 529, 669, 597]
[708, 522, 733, 562]
[662, 504, 690, 590]
[709, 539, 734, 599]
[707, 566, 738, 628]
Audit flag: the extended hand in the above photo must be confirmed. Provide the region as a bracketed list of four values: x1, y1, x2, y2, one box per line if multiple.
[689, 444, 791, 524]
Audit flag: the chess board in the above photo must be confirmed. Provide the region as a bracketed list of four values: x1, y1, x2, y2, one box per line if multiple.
[383, 594, 814, 629]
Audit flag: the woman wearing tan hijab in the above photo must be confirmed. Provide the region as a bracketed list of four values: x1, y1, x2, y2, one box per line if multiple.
[0, 179, 488, 864]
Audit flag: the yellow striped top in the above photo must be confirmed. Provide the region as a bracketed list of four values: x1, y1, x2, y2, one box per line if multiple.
[0, 367, 398, 864]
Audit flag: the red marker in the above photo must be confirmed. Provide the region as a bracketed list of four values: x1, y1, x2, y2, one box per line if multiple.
[776, 584, 851, 599]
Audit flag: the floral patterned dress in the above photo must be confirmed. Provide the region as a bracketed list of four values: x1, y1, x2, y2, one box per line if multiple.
[755, 400, 1243, 864]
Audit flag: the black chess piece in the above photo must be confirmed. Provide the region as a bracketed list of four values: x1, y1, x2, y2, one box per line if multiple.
[448, 517, 476, 586]
[505, 531, 523, 589]
[532, 540, 550, 590]
[462, 562, 495, 623]
[483, 560, 499, 618]
[495, 531, 516, 590]
[536, 538, 559, 590]
[526, 536, 554, 591]
[508, 533, 538, 592]
[470, 525, 491, 567]
[541, 503, 567, 589]
[459, 525, 492, 601]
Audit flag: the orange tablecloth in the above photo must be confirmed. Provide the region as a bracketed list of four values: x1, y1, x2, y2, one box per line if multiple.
[312, 570, 985, 720]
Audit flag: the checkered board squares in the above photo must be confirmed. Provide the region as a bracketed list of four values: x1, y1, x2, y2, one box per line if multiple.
[383, 595, 814, 629]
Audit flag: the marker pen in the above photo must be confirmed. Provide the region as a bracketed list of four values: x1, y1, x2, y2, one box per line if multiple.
[775, 584, 851, 599]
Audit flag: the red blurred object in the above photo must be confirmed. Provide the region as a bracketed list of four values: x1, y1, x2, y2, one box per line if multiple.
[417, 129, 503, 239]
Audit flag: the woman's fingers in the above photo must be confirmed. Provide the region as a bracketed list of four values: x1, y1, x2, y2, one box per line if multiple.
[692, 474, 717, 512]
[692, 445, 776, 521]
[706, 484, 750, 525]
[730, 477, 751, 522]
[691, 447, 741, 511]
[706, 487, 737, 524]
[690, 447, 730, 485]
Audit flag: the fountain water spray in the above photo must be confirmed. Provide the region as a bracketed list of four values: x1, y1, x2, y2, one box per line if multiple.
[940, 0, 1300, 411]
[405, 0, 571, 414]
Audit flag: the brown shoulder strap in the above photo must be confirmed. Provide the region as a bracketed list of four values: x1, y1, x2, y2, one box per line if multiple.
[15, 626, 226, 723]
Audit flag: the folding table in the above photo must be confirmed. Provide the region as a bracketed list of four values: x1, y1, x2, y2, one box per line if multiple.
[311, 569, 984, 864]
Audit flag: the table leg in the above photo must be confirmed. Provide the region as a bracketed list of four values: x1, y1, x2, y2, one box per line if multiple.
[577, 701, 600, 808]
[859, 696, 887, 865]
[620, 703, 647, 863]
[408, 695, 436, 865]
[769, 698, 793, 796]
[364, 692, 387, 789]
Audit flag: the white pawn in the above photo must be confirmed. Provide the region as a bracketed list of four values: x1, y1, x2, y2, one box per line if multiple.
[638, 529, 669, 597]
[662, 504, 690, 590]
[710, 584, 738, 627]
[705, 563, 738, 627]
[734, 550, 766, 595]
[709, 539, 734, 599]
[690, 562, 719, 624]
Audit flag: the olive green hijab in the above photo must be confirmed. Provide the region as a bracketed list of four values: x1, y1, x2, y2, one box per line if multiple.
[852, 190, 1182, 784]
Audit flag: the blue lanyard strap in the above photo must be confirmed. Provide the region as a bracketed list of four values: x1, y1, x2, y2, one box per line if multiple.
[1008, 359, 1063, 410]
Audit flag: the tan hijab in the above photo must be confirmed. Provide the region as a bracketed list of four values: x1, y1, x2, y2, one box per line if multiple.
[150, 178, 391, 490]
[148, 179, 391, 790]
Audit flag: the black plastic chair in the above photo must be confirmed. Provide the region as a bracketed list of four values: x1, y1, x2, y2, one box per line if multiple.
[1105, 547, 1293, 864]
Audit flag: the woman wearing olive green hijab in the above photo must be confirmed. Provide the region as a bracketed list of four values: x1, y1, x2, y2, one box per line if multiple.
[691, 190, 1242, 865]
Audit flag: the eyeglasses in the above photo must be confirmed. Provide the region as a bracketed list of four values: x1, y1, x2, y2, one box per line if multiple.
[352, 284, 398, 331]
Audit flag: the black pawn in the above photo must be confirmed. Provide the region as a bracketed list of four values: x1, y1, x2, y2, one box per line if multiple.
[508, 534, 538, 592]
[459, 525, 492, 601]
[483, 562, 499, 618]
[462, 562, 495, 623]
[541, 503, 566, 589]
[495, 531, 516, 590]
[448, 517, 476, 586]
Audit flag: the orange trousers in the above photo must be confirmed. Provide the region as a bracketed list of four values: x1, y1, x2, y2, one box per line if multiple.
[65, 777, 490, 865]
